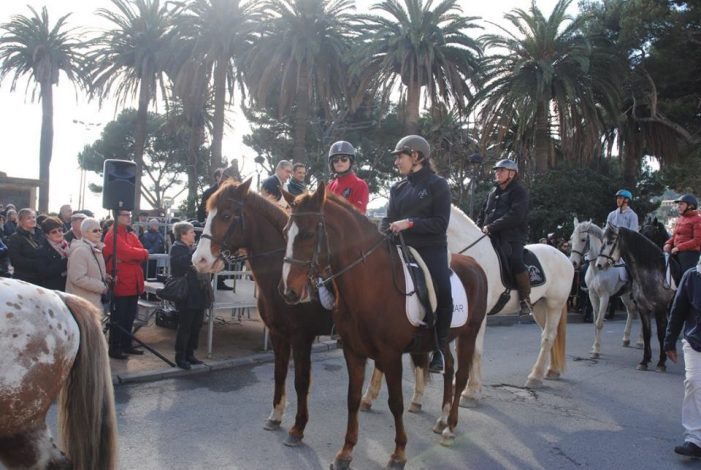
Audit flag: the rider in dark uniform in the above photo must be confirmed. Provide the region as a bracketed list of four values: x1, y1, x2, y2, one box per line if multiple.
[477, 159, 533, 317]
[382, 135, 452, 373]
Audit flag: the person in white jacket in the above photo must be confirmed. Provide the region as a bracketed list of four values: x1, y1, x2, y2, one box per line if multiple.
[66, 217, 110, 310]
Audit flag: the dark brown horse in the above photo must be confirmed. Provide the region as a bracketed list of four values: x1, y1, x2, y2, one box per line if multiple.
[280, 184, 488, 469]
[192, 179, 334, 446]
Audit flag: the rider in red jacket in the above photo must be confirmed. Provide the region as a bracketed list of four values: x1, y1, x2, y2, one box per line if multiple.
[103, 210, 149, 359]
[665, 194, 701, 273]
[327, 141, 369, 215]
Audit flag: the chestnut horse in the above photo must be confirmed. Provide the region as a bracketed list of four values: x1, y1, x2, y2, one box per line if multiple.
[0, 279, 117, 470]
[191, 180, 429, 445]
[281, 184, 488, 469]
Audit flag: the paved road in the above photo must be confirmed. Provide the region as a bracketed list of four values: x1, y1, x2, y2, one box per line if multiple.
[49, 319, 695, 469]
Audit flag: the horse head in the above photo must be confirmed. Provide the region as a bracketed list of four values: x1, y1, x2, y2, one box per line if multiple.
[568, 217, 587, 269]
[596, 223, 621, 269]
[192, 178, 253, 273]
[640, 217, 669, 249]
[281, 182, 330, 304]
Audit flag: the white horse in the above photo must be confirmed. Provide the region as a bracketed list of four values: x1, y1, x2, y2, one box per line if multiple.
[360, 206, 573, 411]
[569, 219, 642, 358]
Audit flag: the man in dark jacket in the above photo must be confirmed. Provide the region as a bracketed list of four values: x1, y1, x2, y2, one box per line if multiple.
[664, 262, 701, 458]
[477, 159, 532, 316]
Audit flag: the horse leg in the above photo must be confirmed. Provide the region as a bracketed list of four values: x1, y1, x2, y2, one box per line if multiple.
[526, 302, 558, 388]
[264, 333, 290, 431]
[444, 334, 475, 447]
[655, 308, 668, 372]
[360, 364, 384, 411]
[433, 344, 455, 437]
[461, 315, 486, 408]
[331, 350, 366, 470]
[284, 335, 314, 446]
[383, 355, 408, 469]
[591, 292, 608, 359]
[621, 294, 636, 347]
[637, 311, 652, 371]
[0, 425, 70, 470]
[408, 353, 428, 413]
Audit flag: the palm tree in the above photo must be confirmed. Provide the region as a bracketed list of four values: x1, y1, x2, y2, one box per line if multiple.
[0, 6, 89, 213]
[475, 0, 621, 173]
[358, 0, 482, 134]
[174, 0, 258, 171]
[244, 0, 356, 163]
[88, 0, 176, 214]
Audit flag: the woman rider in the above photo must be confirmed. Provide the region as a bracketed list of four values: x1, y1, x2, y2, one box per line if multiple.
[382, 135, 452, 373]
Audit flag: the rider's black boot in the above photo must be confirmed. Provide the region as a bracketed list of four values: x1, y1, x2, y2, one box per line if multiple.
[515, 271, 534, 319]
[429, 307, 453, 374]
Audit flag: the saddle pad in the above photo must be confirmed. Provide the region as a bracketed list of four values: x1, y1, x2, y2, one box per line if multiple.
[399, 247, 468, 328]
[495, 243, 547, 289]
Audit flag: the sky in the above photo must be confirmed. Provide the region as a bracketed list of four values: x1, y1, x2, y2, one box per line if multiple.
[0, 0, 569, 218]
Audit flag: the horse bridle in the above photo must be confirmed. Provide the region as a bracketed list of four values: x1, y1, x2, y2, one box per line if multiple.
[283, 209, 389, 289]
[200, 199, 283, 264]
[570, 228, 593, 260]
[597, 229, 620, 265]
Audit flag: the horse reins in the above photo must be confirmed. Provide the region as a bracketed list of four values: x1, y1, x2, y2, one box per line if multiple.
[457, 233, 488, 254]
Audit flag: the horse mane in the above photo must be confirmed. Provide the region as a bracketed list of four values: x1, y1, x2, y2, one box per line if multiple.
[324, 191, 378, 232]
[616, 226, 664, 269]
[579, 221, 603, 240]
[209, 180, 289, 231]
[450, 204, 481, 230]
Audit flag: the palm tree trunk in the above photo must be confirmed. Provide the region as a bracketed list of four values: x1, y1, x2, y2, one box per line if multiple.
[405, 82, 420, 135]
[133, 76, 152, 215]
[534, 100, 551, 172]
[38, 82, 54, 213]
[187, 122, 203, 217]
[292, 69, 309, 163]
[211, 60, 226, 171]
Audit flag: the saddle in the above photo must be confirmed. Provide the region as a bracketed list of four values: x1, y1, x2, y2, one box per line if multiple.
[397, 245, 437, 323]
[490, 238, 547, 289]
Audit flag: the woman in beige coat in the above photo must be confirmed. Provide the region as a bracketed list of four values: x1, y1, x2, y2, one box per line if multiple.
[66, 217, 110, 310]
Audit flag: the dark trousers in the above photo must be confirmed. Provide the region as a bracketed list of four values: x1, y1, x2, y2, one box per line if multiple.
[414, 245, 453, 320]
[110, 295, 138, 352]
[501, 239, 527, 275]
[175, 308, 205, 358]
[677, 251, 701, 274]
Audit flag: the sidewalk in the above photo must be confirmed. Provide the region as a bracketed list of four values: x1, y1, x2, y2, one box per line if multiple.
[111, 281, 590, 386]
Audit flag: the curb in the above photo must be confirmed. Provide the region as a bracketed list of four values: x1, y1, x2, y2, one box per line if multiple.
[113, 313, 587, 386]
[113, 339, 339, 386]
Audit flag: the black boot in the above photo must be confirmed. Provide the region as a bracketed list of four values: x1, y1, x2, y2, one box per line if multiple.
[429, 308, 452, 374]
[175, 353, 191, 370]
[187, 351, 204, 365]
[515, 271, 534, 318]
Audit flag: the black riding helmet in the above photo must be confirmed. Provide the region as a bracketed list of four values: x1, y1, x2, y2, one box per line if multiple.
[391, 135, 431, 161]
[328, 141, 356, 174]
[674, 194, 698, 210]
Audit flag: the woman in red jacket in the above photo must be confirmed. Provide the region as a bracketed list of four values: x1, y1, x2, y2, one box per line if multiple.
[103, 210, 149, 359]
[664, 194, 701, 273]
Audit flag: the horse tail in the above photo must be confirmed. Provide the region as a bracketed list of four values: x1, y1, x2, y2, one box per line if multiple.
[57, 294, 118, 470]
[550, 304, 568, 374]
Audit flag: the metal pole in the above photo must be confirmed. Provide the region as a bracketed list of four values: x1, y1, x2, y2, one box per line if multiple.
[207, 275, 215, 358]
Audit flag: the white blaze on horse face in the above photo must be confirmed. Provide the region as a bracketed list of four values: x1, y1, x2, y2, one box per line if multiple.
[0, 279, 79, 396]
[192, 208, 218, 272]
[282, 220, 300, 292]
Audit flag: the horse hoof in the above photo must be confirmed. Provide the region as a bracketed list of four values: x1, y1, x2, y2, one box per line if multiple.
[590, 352, 600, 359]
[359, 401, 372, 412]
[525, 378, 542, 389]
[284, 434, 303, 447]
[330, 458, 352, 470]
[441, 427, 456, 447]
[657, 365, 667, 373]
[263, 419, 281, 431]
[459, 396, 479, 408]
[432, 418, 448, 434]
[408, 402, 422, 413]
[385, 458, 406, 469]
[622, 340, 630, 347]
[545, 370, 560, 380]
[636, 364, 648, 371]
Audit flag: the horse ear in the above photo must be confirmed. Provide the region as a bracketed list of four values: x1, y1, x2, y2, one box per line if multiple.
[238, 177, 252, 194]
[573, 216, 579, 225]
[315, 181, 327, 206]
[281, 188, 296, 206]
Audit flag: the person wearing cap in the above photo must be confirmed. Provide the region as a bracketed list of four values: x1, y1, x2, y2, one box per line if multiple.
[64, 212, 88, 244]
[382, 135, 452, 373]
[327, 141, 369, 214]
[477, 158, 532, 318]
[606, 189, 639, 231]
[38, 216, 69, 291]
[664, 194, 701, 273]
[261, 160, 293, 206]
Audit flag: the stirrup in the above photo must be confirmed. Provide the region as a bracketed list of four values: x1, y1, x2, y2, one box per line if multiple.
[519, 299, 534, 317]
[428, 350, 445, 374]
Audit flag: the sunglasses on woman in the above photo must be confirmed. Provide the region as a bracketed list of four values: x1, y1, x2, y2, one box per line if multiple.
[331, 156, 350, 164]
[48, 228, 64, 235]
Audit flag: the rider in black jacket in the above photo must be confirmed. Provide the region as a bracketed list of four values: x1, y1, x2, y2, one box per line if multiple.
[382, 135, 452, 373]
[477, 159, 532, 317]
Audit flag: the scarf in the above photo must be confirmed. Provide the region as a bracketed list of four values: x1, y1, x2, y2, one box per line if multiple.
[48, 238, 70, 258]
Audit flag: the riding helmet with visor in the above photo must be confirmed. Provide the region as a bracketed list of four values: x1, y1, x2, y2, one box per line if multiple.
[674, 194, 698, 209]
[615, 189, 633, 200]
[328, 141, 356, 172]
[391, 135, 431, 160]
